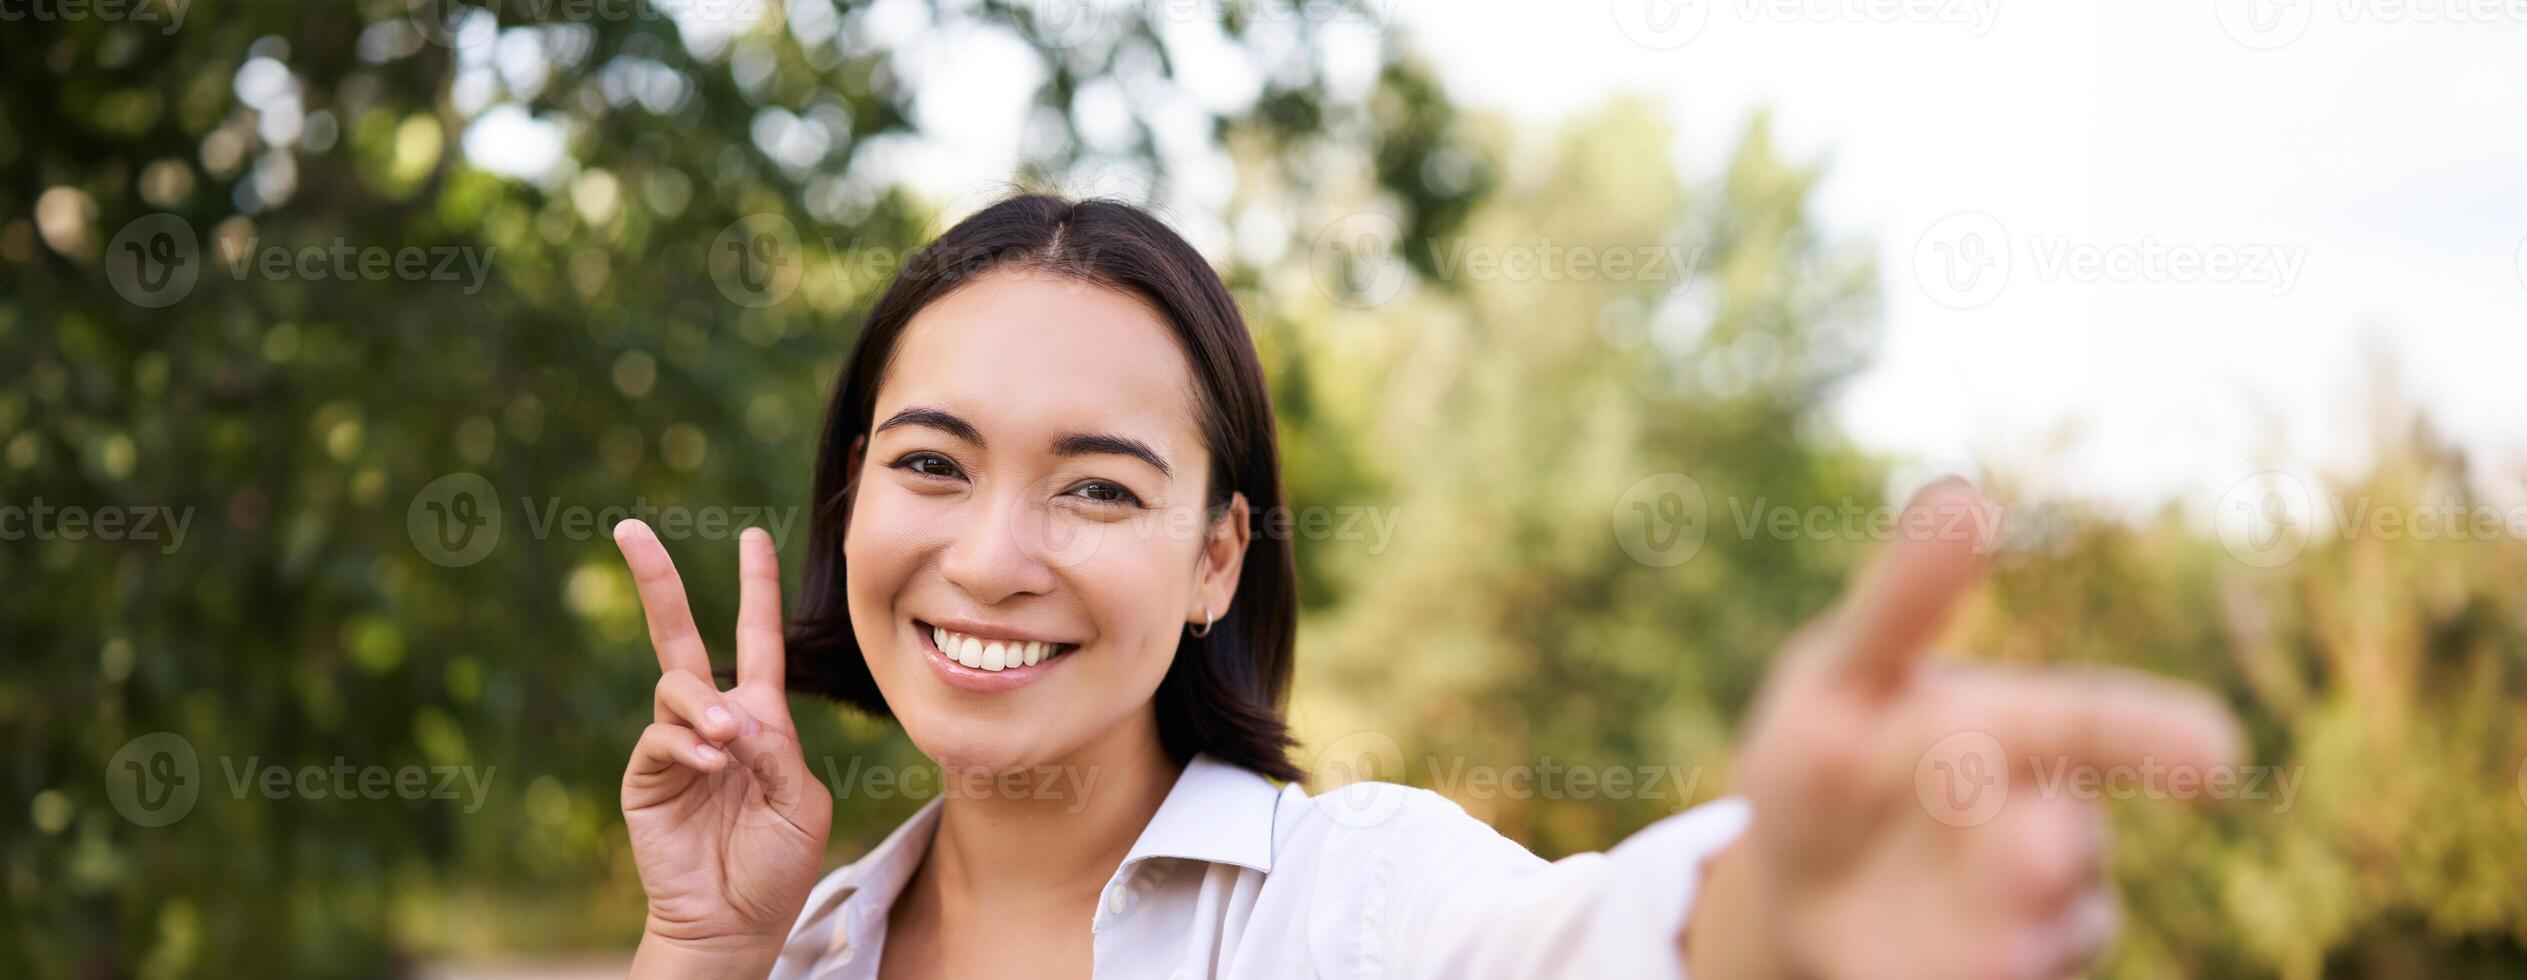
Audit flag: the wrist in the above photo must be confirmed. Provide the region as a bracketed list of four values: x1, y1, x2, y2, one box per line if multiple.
[631, 927, 785, 980]
[1680, 838, 1792, 980]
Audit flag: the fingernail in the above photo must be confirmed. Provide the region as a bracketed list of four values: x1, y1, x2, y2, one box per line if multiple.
[693, 744, 722, 764]
[706, 706, 734, 731]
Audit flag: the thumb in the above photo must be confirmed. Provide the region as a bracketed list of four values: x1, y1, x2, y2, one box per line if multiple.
[725, 726, 820, 825]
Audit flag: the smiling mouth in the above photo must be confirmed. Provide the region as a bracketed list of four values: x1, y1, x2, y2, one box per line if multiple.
[917, 620, 1078, 672]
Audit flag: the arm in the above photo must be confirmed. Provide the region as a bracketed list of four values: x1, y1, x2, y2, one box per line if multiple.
[1678, 837, 1787, 980]
[1341, 787, 1749, 980]
[1381, 481, 2238, 980]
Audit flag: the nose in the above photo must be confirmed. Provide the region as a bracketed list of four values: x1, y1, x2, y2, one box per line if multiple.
[938, 491, 1062, 605]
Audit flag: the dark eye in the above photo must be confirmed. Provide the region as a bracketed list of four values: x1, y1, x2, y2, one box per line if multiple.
[1065, 480, 1142, 506]
[892, 452, 964, 480]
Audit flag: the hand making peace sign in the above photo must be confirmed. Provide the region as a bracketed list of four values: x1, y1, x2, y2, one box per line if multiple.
[1690, 478, 2245, 979]
[614, 522, 833, 972]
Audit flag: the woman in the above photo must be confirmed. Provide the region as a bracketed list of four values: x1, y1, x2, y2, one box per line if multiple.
[610, 195, 2241, 978]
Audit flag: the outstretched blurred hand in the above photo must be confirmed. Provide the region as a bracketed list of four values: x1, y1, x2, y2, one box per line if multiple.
[1688, 479, 2242, 980]
[615, 522, 832, 978]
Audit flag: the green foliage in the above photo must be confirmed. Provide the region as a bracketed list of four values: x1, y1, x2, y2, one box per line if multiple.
[4, 2, 2521, 979]
[1, 1, 1444, 974]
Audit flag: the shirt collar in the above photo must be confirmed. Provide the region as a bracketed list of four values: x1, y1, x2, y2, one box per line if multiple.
[787, 793, 944, 961]
[1120, 751, 1284, 874]
[823, 751, 1284, 920]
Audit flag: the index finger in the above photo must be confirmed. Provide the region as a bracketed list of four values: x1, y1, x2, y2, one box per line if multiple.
[613, 519, 714, 679]
[1949, 667, 2244, 788]
[1832, 476, 1995, 694]
[735, 527, 786, 690]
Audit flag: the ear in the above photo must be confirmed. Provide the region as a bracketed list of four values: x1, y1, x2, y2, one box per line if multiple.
[1191, 492, 1251, 630]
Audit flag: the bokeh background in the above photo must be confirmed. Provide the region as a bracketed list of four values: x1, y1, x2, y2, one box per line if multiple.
[7, 1, 2526, 977]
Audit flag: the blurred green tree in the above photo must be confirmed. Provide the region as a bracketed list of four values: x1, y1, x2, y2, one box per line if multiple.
[7, 2, 2524, 979]
[0, 1, 1474, 974]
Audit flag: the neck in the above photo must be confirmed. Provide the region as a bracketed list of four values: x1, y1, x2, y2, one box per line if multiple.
[918, 713, 1183, 917]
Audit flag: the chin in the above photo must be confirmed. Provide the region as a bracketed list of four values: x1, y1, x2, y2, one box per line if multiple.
[906, 712, 1063, 777]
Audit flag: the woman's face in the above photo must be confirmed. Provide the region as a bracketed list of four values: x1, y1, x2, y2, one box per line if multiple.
[842, 267, 1246, 775]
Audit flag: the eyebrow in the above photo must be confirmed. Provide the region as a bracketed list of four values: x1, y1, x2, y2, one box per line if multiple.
[1052, 432, 1171, 479]
[875, 406, 985, 446]
[875, 406, 1172, 479]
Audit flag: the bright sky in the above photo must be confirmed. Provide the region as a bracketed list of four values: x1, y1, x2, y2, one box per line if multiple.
[458, 0, 2527, 513]
[1394, 0, 2527, 513]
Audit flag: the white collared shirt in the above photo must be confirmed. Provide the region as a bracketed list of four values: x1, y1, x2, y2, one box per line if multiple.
[772, 753, 1749, 980]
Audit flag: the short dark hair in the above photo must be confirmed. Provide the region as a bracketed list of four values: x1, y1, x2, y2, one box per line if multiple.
[784, 194, 1305, 783]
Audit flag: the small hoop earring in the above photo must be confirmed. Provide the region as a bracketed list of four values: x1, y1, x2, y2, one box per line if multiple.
[1189, 607, 1214, 638]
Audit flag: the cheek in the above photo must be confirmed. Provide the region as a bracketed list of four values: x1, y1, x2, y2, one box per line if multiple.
[842, 487, 936, 630]
[1063, 514, 1202, 659]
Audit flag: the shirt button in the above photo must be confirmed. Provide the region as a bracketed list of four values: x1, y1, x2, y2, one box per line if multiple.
[1106, 887, 1127, 915]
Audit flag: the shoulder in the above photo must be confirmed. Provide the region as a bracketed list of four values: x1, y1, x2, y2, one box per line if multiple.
[1269, 779, 1547, 879]
[1256, 785, 1751, 979]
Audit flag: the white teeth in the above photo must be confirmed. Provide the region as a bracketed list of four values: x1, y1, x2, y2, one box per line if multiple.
[930, 626, 1065, 670]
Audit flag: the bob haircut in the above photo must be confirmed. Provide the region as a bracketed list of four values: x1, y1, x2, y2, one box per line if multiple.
[784, 194, 1305, 784]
